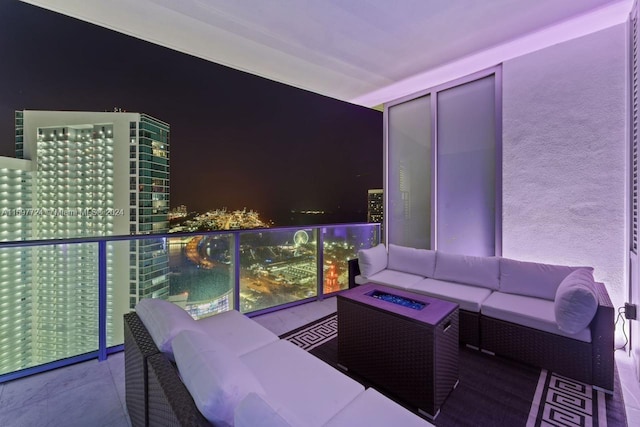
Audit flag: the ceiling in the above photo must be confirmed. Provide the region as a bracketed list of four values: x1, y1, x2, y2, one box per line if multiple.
[21, 0, 633, 107]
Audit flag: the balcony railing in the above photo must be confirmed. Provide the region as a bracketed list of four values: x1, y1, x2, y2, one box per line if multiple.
[0, 222, 379, 383]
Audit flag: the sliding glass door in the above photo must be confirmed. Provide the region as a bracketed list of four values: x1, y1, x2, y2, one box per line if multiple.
[387, 95, 432, 249]
[436, 74, 499, 256]
[384, 68, 501, 256]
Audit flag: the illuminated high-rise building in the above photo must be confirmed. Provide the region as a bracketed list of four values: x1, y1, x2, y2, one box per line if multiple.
[367, 188, 384, 242]
[0, 156, 33, 374]
[324, 262, 340, 293]
[0, 110, 170, 369]
[367, 189, 383, 224]
[169, 204, 187, 220]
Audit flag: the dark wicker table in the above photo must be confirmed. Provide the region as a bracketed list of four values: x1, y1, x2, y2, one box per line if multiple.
[337, 283, 459, 419]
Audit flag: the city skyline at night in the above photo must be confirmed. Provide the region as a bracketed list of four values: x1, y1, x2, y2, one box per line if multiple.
[0, 106, 382, 377]
[0, 1, 382, 226]
[0, 109, 172, 374]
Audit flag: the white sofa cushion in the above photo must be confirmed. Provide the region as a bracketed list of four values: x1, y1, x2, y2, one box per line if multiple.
[172, 330, 266, 427]
[198, 310, 278, 356]
[234, 392, 304, 427]
[433, 252, 500, 290]
[481, 292, 591, 342]
[357, 244, 388, 277]
[241, 340, 365, 427]
[134, 298, 198, 360]
[355, 274, 370, 285]
[500, 257, 592, 301]
[324, 388, 433, 427]
[387, 244, 437, 278]
[363, 269, 425, 289]
[554, 269, 598, 334]
[406, 278, 492, 312]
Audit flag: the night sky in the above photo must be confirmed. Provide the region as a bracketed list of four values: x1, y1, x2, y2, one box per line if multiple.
[0, 1, 382, 225]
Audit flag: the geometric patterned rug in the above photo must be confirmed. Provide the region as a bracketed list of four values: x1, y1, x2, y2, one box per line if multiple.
[281, 313, 626, 427]
[527, 370, 608, 427]
[280, 313, 337, 351]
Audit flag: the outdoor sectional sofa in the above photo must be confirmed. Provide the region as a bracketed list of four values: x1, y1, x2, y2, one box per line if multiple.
[348, 243, 615, 392]
[123, 298, 433, 427]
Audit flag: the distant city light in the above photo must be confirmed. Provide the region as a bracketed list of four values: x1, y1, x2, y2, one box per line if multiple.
[169, 207, 269, 232]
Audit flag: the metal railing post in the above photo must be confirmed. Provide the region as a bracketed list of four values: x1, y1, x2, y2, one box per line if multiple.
[317, 227, 324, 300]
[98, 240, 107, 361]
[234, 232, 241, 312]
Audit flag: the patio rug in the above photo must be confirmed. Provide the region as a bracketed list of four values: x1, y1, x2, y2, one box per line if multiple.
[280, 313, 628, 427]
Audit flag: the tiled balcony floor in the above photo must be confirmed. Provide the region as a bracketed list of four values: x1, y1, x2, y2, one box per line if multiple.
[615, 348, 640, 425]
[0, 296, 638, 426]
[0, 349, 128, 427]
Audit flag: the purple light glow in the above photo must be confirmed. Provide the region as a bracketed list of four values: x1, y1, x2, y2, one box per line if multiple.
[352, 0, 632, 107]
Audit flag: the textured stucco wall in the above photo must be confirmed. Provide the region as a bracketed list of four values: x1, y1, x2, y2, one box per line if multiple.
[502, 24, 626, 308]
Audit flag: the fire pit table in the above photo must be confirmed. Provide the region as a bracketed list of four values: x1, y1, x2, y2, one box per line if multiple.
[337, 283, 459, 419]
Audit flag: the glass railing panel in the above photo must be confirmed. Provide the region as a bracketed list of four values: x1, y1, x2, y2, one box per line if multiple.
[322, 224, 381, 294]
[1, 224, 377, 381]
[239, 228, 318, 313]
[107, 233, 236, 347]
[0, 245, 34, 376]
[167, 233, 234, 319]
[107, 239, 131, 347]
[0, 242, 99, 376]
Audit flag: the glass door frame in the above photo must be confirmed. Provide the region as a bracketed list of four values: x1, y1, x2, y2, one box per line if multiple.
[383, 65, 503, 255]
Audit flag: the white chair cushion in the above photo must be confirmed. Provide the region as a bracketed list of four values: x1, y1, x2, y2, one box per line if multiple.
[234, 392, 303, 427]
[240, 340, 365, 427]
[357, 244, 388, 277]
[500, 257, 592, 301]
[198, 310, 278, 356]
[134, 298, 198, 360]
[406, 278, 492, 312]
[172, 330, 266, 427]
[365, 270, 425, 290]
[481, 292, 591, 342]
[387, 244, 437, 278]
[433, 251, 500, 290]
[554, 269, 598, 334]
[325, 388, 434, 427]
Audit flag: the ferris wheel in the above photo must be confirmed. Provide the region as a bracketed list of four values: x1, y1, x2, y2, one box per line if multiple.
[293, 230, 309, 246]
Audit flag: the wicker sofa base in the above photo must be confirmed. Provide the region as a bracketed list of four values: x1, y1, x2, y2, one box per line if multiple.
[480, 281, 614, 392]
[481, 316, 593, 384]
[459, 310, 480, 348]
[124, 312, 210, 427]
[147, 353, 210, 427]
[124, 311, 159, 427]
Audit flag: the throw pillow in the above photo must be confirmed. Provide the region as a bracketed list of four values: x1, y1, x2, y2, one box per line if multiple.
[554, 268, 598, 334]
[500, 257, 593, 300]
[432, 251, 500, 290]
[135, 298, 198, 360]
[357, 243, 388, 277]
[387, 244, 436, 278]
[173, 330, 267, 427]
